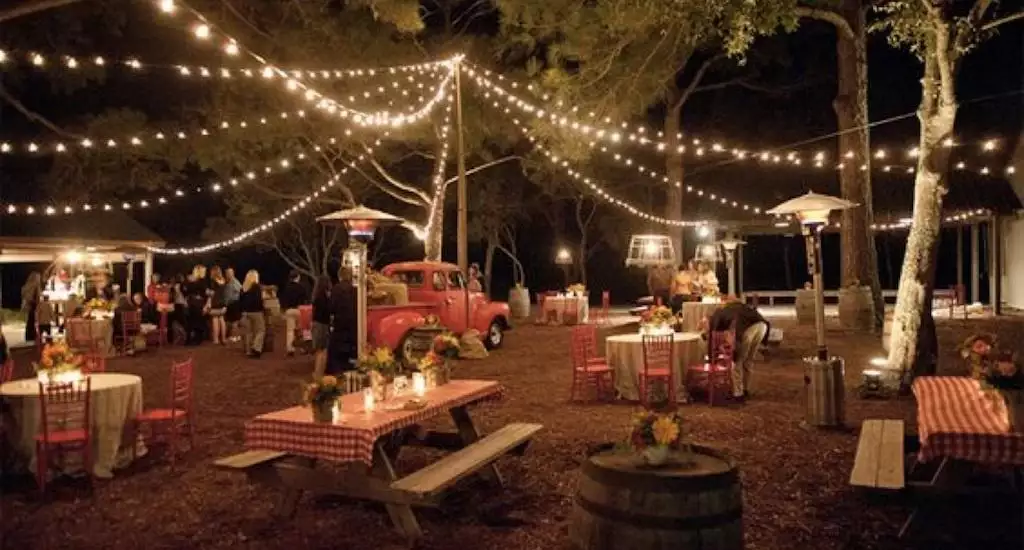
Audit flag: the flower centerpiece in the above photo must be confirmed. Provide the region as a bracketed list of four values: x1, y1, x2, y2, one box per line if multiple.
[416, 351, 451, 388]
[433, 331, 461, 361]
[640, 305, 675, 335]
[303, 375, 342, 423]
[629, 412, 688, 466]
[960, 333, 1022, 390]
[567, 283, 587, 296]
[34, 342, 84, 384]
[357, 346, 400, 401]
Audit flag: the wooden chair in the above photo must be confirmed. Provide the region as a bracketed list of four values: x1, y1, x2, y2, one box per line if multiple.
[570, 326, 613, 401]
[116, 310, 142, 355]
[688, 329, 736, 406]
[133, 358, 195, 466]
[639, 334, 675, 409]
[36, 378, 93, 492]
[1, 358, 14, 383]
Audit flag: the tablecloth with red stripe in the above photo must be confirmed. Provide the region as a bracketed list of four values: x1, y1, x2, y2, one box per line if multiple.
[244, 379, 504, 465]
[913, 376, 1024, 465]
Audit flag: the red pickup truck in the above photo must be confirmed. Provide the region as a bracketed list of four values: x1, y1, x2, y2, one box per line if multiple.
[367, 261, 511, 357]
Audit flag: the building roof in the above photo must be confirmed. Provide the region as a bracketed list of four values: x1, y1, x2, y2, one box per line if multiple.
[0, 210, 165, 249]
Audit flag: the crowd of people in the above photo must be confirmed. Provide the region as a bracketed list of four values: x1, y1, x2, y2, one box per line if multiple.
[646, 260, 721, 313]
[17, 264, 359, 377]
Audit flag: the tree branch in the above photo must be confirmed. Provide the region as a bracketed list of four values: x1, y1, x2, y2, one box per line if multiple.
[794, 6, 856, 41]
[673, 54, 723, 112]
[0, 0, 82, 23]
[442, 155, 523, 186]
[0, 82, 83, 138]
[349, 162, 426, 206]
[367, 158, 431, 203]
[220, 0, 276, 41]
[981, 10, 1024, 31]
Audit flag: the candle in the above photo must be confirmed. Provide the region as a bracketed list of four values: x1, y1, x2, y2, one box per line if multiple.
[412, 372, 426, 397]
[363, 387, 375, 412]
[332, 401, 341, 422]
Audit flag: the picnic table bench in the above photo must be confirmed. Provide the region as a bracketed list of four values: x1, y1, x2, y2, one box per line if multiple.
[215, 380, 541, 542]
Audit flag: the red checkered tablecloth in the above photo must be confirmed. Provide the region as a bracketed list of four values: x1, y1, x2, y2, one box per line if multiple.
[913, 376, 1024, 465]
[244, 379, 504, 465]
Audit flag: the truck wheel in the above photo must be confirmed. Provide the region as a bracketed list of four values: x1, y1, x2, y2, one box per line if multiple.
[484, 319, 504, 349]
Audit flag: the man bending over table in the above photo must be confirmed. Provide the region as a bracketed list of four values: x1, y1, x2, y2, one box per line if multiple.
[708, 296, 769, 402]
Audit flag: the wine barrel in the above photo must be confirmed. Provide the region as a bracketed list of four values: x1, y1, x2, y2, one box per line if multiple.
[795, 288, 816, 326]
[570, 446, 743, 550]
[838, 285, 874, 332]
[508, 286, 530, 319]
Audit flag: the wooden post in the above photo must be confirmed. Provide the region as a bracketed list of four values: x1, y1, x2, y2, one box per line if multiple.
[454, 59, 470, 329]
[737, 241, 745, 299]
[990, 215, 1002, 315]
[970, 223, 980, 303]
[955, 226, 963, 291]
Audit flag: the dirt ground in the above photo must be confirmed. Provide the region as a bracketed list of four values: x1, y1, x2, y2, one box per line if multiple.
[2, 314, 1023, 550]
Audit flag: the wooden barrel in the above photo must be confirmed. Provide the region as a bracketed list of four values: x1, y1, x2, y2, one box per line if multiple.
[508, 286, 530, 319]
[838, 285, 874, 332]
[794, 288, 816, 325]
[570, 446, 743, 550]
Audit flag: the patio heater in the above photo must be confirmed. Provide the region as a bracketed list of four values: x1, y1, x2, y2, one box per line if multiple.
[716, 235, 746, 298]
[318, 206, 402, 358]
[768, 192, 855, 428]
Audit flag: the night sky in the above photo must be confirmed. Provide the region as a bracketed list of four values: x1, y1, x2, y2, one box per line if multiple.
[1, 2, 1022, 308]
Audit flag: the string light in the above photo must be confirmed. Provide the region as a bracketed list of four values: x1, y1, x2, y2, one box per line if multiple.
[419, 84, 454, 240]
[463, 64, 1015, 180]
[148, 138, 385, 255]
[147, 1, 458, 129]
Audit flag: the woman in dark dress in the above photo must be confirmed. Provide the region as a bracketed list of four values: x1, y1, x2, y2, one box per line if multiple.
[327, 267, 358, 374]
[207, 266, 227, 345]
[21, 272, 42, 342]
[183, 265, 208, 346]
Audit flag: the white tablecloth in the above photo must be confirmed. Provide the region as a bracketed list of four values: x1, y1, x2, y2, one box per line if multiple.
[606, 332, 705, 401]
[0, 373, 145, 478]
[542, 295, 589, 324]
[679, 302, 721, 332]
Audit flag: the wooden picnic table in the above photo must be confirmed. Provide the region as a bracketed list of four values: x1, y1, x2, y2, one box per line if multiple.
[216, 379, 541, 542]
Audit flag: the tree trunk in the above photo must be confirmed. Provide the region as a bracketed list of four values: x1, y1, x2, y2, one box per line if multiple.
[484, 235, 497, 298]
[887, 37, 956, 384]
[664, 104, 685, 261]
[577, 239, 588, 287]
[423, 199, 445, 261]
[834, 0, 882, 331]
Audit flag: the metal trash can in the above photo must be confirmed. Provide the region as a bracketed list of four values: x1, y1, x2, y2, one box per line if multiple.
[803, 356, 845, 427]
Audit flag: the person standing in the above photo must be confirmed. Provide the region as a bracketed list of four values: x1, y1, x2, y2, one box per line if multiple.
[669, 263, 695, 313]
[239, 270, 266, 358]
[223, 267, 242, 342]
[21, 272, 42, 342]
[208, 266, 228, 345]
[696, 260, 720, 296]
[280, 270, 310, 356]
[708, 296, 770, 402]
[36, 295, 55, 342]
[310, 275, 332, 379]
[467, 263, 483, 292]
[183, 265, 208, 346]
[328, 267, 358, 374]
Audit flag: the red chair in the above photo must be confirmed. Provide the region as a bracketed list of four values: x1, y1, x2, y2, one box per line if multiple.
[80, 352, 106, 374]
[1, 358, 14, 383]
[116, 310, 142, 355]
[590, 290, 610, 325]
[570, 326, 613, 401]
[687, 330, 736, 406]
[133, 358, 195, 466]
[639, 334, 675, 409]
[66, 318, 100, 354]
[36, 379, 93, 492]
[563, 297, 581, 325]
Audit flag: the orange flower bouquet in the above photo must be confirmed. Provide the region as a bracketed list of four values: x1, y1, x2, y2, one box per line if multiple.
[629, 412, 686, 466]
[33, 342, 84, 384]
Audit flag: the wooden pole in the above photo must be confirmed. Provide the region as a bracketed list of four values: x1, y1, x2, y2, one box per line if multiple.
[737, 242, 745, 299]
[990, 215, 1002, 315]
[454, 60, 470, 327]
[970, 223, 980, 303]
[955, 226, 963, 291]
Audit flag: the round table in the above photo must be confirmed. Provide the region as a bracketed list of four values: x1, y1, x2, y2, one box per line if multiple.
[543, 295, 589, 324]
[679, 302, 721, 332]
[606, 332, 705, 401]
[0, 373, 145, 478]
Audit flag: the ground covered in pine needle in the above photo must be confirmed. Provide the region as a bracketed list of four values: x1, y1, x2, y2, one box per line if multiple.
[2, 314, 1022, 550]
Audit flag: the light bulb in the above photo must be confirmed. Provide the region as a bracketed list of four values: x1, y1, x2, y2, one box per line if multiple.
[159, 0, 176, 13]
[224, 41, 239, 56]
[193, 24, 211, 39]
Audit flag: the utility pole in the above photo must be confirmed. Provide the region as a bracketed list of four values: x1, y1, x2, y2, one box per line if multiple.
[454, 58, 470, 324]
